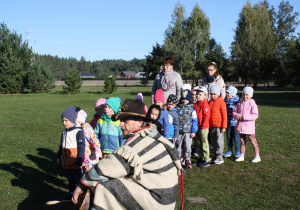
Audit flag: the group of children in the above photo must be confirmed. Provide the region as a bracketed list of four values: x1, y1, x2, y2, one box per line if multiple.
[56, 83, 260, 200]
[146, 84, 260, 169]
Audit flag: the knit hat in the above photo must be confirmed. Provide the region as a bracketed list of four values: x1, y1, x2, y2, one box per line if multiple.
[210, 84, 220, 96]
[76, 110, 87, 124]
[167, 94, 177, 105]
[226, 86, 238, 97]
[112, 99, 151, 121]
[243, 86, 254, 97]
[192, 86, 199, 95]
[197, 86, 208, 95]
[61, 106, 79, 124]
[135, 93, 143, 102]
[181, 89, 192, 103]
[181, 84, 191, 91]
[106, 97, 122, 113]
[154, 89, 164, 103]
[95, 98, 106, 108]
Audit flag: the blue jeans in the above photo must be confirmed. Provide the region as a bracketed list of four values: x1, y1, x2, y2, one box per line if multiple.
[226, 126, 240, 152]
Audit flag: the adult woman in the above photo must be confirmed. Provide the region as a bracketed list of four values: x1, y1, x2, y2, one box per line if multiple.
[151, 56, 183, 104]
[201, 62, 226, 101]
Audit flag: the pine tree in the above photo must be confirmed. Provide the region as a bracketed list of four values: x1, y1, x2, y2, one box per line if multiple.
[62, 67, 82, 94]
[103, 75, 117, 94]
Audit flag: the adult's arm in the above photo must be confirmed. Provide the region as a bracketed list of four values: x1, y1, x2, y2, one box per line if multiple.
[175, 73, 183, 102]
[151, 74, 159, 104]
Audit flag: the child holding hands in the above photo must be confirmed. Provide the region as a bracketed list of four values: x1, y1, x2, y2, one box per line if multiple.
[233, 87, 261, 163]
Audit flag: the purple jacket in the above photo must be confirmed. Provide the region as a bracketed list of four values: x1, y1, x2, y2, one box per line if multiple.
[233, 99, 258, 135]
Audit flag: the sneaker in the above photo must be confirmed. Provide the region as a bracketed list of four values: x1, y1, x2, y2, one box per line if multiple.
[194, 158, 203, 166]
[199, 160, 210, 167]
[214, 156, 224, 165]
[181, 158, 185, 166]
[223, 151, 232, 157]
[61, 192, 73, 201]
[251, 156, 261, 163]
[185, 160, 192, 168]
[193, 153, 199, 157]
[235, 151, 241, 157]
[208, 157, 215, 164]
[235, 156, 244, 162]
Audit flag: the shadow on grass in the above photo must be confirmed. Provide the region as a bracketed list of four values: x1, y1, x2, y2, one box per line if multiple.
[254, 92, 300, 108]
[0, 148, 77, 210]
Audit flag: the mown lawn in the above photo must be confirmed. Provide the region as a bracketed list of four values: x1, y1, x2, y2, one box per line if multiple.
[0, 86, 299, 209]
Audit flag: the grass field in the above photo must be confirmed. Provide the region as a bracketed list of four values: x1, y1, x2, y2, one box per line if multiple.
[0, 86, 299, 209]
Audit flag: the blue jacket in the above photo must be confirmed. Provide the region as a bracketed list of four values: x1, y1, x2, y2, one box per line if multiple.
[167, 109, 179, 139]
[94, 118, 123, 154]
[224, 95, 239, 127]
[158, 109, 169, 139]
[176, 103, 198, 134]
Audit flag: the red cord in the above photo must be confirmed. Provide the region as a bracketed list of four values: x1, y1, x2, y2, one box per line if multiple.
[180, 170, 184, 210]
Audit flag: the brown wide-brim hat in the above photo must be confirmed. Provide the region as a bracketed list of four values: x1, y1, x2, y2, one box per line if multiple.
[111, 99, 151, 121]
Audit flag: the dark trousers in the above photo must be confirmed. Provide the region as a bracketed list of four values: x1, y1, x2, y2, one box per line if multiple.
[66, 169, 83, 193]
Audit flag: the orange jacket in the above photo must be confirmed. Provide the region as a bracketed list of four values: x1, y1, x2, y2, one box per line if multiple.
[208, 96, 227, 128]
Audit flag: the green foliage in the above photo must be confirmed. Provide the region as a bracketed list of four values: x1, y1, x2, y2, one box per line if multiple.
[62, 67, 82, 94]
[24, 58, 55, 93]
[103, 74, 117, 93]
[0, 22, 33, 93]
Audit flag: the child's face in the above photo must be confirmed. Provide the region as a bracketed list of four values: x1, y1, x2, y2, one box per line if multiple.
[150, 109, 159, 120]
[226, 92, 233, 99]
[210, 93, 219, 100]
[95, 105, 105, 116]
[197, 91, 206, 101]
[62, 117, 75, 129]
[154, 101, 164, 108]
[167, 103, 175, 111]
[182, 99, 189, 105]
[104, 104, 114, 117]
[242, 94, 251, 101]
[192, 93, 197, 102]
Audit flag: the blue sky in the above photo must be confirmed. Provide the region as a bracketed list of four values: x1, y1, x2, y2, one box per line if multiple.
[1, 0, 299, 62]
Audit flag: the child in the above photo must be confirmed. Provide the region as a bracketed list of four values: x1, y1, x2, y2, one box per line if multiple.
[193, 86, 211, 167]
[176, 89, 198, 168]
[166, 94, 179, 144]
[94, 97, 123, 158]
[208, 84, 227, 165]
[146, 104, 164, 136]
[57, 106, 85, 201]
[135, 92, 148, 114]
[154, 89, 169, 139]
[76, 110, 102, 173]
[224, 86, 240, 158]
[192, 86, 199, 156]
[233, 87, 260, 163]
[90, 98, 107, 129]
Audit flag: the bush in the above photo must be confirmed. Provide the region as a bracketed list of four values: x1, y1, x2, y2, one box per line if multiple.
[62, 68, 82, 94]
[103, 75, 117, 93]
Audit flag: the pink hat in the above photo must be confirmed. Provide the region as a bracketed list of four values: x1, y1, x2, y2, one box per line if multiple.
[135, 93, 143, 102]
[95, 98, 106, 108]
[154, 89, 164, 103]
[76, 110, 87, 124]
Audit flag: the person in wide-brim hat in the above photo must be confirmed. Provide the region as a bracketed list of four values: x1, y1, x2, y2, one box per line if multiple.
[111, 99, 151, 121]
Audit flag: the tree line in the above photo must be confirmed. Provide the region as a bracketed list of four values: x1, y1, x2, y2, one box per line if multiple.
[0, 0, 299, 94]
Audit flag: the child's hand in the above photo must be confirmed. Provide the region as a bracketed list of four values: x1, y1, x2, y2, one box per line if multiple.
[56, 158, 60, 165]
[221, 128, 226, 133]
[238, 115, 243, 120]
[173, 137, 177, 142]
[190, 133, 195, 138]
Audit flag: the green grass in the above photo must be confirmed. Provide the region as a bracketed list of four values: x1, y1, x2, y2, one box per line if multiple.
[0, 86, 299, 209]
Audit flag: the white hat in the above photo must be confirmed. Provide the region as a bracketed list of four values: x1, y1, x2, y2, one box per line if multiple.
[197, 86, 208, 95]
[181, 84, 191, 91]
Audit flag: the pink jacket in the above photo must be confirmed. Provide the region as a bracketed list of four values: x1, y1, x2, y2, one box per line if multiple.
[233, 99, 258, 135]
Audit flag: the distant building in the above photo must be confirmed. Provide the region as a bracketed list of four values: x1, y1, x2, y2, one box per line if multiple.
[80, 72, 96, 78]
[117, 71, 136, 78]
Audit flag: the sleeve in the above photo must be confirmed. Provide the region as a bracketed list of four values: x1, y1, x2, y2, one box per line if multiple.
[200, 104, 211, 130]
[75, 130, 86, 166]
[221, 102, 228, 129]
[118, 126, 123, 146]
[232, 102, 241, 120]
[218, 77, 226, 99]
[163, 111, 169, 139]
[176, 73, 183, 101]
[94, 121, 100, 140]
[243, 102, 259, 121]
[191, 109, 198, 133]
[173, 112, 179, 138]
[57, 133, 63, 159]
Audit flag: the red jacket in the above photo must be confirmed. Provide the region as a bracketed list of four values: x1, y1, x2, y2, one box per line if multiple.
[193, 99, 210, 130]
[208, 96, 227, 128]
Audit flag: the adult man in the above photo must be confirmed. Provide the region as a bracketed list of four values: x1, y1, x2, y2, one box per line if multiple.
[72, 99, 182, 209]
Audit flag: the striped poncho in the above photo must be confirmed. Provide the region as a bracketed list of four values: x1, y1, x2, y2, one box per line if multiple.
[80, 123, 182, 209]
